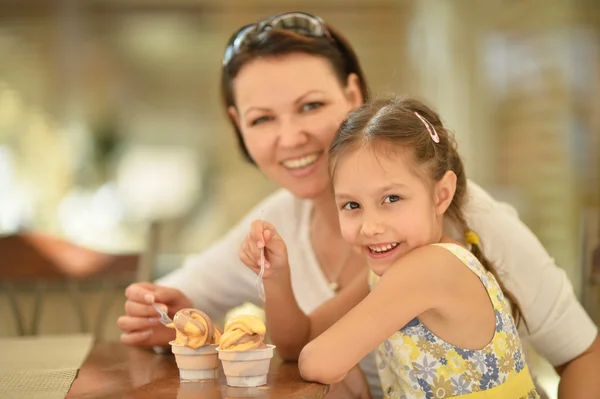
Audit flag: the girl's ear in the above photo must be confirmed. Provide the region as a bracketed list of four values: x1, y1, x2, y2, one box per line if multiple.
[434, 170, 457, 215]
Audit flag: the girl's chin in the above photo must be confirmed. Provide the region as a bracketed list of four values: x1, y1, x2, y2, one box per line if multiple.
[368, 265, 388, 277]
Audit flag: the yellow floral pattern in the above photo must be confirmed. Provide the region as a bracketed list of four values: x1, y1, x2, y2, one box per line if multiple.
[370, 243, 540, 398]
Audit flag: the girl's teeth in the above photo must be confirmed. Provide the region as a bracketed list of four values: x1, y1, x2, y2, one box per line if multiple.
[282, 154, 319, 170]
[369, 243, 399, 253]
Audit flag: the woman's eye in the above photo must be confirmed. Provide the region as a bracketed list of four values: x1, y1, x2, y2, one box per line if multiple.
[250, 116, 273, 126]
[342, 202, 360, 210]
[301, 102, 324, 112]
[384, 195, 401, 203]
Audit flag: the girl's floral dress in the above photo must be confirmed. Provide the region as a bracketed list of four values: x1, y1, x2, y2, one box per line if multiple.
[370, 243, 540, 399]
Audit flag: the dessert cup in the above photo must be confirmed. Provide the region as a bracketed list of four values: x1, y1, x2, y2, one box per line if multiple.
[216, 344, 275, 387]
[170, 341, 219, 381]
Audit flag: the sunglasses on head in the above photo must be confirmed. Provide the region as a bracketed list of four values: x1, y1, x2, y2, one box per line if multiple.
[222, 11, 334, 67]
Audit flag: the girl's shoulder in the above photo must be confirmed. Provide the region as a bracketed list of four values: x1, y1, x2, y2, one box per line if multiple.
[375, 244, 478, 294]
[393, 243, 474, 274]
[431, 242, 482, 268]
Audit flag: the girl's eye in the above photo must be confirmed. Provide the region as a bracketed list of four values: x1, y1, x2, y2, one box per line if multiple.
[384, 195, 401, 203]
[342, 202, 360, 210]
[301, 102, 324, 112]
[250, 116, 273, 126]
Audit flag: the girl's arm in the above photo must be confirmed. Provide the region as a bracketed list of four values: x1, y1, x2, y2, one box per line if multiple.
[298, 246, 453, 384]
[264, 266, 370, 360]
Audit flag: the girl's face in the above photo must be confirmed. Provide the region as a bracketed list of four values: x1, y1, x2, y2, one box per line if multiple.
[230, 53, 362, 199]
[333, 145, 456, 276]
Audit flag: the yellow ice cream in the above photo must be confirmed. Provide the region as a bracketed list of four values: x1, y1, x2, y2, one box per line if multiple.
[219, 315, 267, 351]
[167, 308, 222, 349]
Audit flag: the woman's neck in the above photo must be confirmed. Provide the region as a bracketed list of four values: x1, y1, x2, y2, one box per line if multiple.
[308, 187, 364, 291]
[310, 187, 341, 235]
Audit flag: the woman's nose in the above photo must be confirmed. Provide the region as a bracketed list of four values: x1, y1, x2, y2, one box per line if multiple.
[277, 117, 309, 148]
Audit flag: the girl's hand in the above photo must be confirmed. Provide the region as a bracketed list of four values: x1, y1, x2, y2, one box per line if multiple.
[239, 219, 289, 279]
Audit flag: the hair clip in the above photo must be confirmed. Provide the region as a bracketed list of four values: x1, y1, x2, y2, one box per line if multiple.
[414, 112, 440, 143]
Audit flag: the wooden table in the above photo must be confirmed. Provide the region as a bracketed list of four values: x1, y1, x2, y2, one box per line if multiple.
[67, 342, 329, 398]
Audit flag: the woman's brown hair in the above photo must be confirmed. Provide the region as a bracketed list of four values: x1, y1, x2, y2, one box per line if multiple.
[329, 95, 526, 328]
[221, 19, 369, 164]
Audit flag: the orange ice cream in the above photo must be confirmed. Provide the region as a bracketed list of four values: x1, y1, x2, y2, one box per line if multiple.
[219, 315, 267, 351]
[167, 308, 222, 349]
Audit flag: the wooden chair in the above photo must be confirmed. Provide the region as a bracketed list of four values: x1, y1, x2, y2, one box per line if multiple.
[0, 232, 140, 337]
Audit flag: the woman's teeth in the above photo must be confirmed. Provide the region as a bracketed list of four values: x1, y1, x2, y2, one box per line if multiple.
[282, 154, 319, 170]
[368, 243, 399, 254]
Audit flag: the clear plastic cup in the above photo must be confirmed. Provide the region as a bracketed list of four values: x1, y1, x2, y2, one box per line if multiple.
[222, 386, 270, 398]
[170, 341, 219, 381]
[216, 344, 275, 387]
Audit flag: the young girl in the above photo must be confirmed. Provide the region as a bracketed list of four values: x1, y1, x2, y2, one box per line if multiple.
[241, 96, 540, 398]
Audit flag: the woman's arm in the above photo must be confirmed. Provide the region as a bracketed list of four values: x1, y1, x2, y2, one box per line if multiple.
[298, 246, 453, 384]
[119, 216, 260, 346]
[555, 334, 600, 399]
[465, 181, 599, 398]
[265, 267, 370, 360]
[327, 365, 373, 399]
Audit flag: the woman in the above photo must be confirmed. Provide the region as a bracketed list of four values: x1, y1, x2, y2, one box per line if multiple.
[118, 12, 599, 398]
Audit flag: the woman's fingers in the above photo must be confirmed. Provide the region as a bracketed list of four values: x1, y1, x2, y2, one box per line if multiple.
[120, 326, 174, 347]
[117, 315, 160, 332]
[125, 283, 157, 304]
[125, 300, 164, 317]
[151, 286, 187, 307]
[120, 330, 153, 345]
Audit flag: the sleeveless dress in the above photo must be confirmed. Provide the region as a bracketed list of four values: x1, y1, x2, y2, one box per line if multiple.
[369, 243, 540, 399]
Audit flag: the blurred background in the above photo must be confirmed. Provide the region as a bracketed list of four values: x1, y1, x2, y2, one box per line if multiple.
[0, 0, 598, 395]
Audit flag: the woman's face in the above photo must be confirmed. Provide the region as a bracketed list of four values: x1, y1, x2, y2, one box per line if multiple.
[230, 53, 363, 199]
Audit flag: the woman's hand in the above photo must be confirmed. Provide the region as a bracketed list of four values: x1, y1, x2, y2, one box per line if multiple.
[117, 282, 193, 346]
[325, 365, 372, 399]
[239, 219, 289, 279]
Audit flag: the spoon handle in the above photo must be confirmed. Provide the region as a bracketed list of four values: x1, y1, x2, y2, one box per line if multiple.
[257, 210, 266, 303]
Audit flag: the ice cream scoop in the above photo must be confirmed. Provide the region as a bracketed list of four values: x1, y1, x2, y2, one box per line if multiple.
[167, 308, 222, 349]
[217, 315, 274, 387]
[219, 315, 267, 351]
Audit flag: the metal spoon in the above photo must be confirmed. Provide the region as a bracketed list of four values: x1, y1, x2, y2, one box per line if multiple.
[256, 210, 266, 304]
[152, 303, 173, 326]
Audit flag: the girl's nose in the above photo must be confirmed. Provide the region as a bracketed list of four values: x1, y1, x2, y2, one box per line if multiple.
[360, 216, 385, 237]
